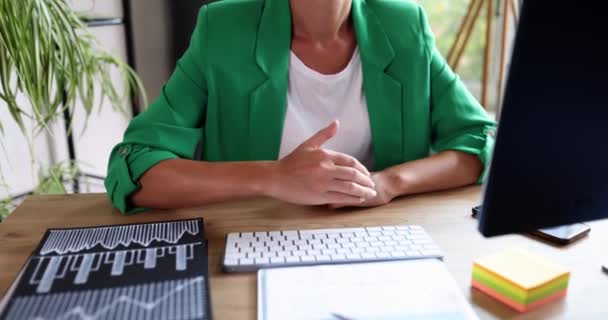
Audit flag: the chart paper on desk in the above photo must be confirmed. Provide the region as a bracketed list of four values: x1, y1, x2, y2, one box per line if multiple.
[258, 259, 479, 320]
[0, 218, 212, 320]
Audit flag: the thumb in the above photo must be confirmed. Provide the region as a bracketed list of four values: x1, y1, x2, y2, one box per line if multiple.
[299, 120, 339, 149]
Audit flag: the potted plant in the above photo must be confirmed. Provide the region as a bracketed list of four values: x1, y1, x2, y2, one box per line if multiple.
[0, 0, 146, 218]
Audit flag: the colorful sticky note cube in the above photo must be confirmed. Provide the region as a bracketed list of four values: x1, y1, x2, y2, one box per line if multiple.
[472, 248, 570, 312]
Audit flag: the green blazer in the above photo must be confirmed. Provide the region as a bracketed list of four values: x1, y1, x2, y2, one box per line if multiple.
[105, 0, 497, 214]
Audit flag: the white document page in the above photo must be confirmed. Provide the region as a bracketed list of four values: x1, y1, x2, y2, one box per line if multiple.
[258, 259, 479, 320]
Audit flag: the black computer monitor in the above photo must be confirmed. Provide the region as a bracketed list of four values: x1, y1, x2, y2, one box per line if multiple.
[477, 1, 608, 237]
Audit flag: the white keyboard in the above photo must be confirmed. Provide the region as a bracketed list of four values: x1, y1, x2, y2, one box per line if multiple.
[222, 225, 443, 272]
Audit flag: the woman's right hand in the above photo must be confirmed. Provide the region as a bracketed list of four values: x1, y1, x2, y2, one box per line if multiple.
[265, 120, 377, 205]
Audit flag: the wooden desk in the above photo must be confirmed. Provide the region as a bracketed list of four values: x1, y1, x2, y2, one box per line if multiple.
[1, 186, 607, 319]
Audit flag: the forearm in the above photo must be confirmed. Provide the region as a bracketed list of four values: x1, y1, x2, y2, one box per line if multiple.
[383, 150, 483, 198]
[131, 159, 275, 209]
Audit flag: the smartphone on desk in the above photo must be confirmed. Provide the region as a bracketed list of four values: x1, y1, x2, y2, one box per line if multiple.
[471, 205, 590, 245]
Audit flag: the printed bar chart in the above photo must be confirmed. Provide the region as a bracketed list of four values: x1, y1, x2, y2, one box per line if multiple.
[0, 219, 211, 320]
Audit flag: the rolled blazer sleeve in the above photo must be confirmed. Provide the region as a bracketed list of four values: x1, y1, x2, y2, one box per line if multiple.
[418, 6, 497, 184]
[104, 6, 210, 214]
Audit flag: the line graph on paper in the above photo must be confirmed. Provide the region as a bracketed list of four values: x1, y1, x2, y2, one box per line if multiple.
[4, 277, 206, 320]
[0, 219, 211, 320]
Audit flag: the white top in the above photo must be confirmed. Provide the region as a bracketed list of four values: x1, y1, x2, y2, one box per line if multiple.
[278, 48, 374, 169]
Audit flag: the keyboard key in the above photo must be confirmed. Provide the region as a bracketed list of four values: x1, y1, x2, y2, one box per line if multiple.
[341, 243, 355, 248]
[300, 233, 315, 240]
[269, 246, 283, 252]
[394, 245, 408, 252]
[240, 258, 254, 265]
[292, 250, 306, 256]
[225, 244, 240, 251]
[225, 253, 243, 260]
[241, 232, 254, 237]
[396, 226, 409, 230]
[224, 258, 238, 266]
[376, 252, 390, 258]
[286, 256, 300, 263]
[355, 242, 370, 248]
[361, 252, 376, 259]
[255, 257, 270, 265]
[391, 251, 407, 258]
[284, 245, 298, 252]
[371, 241, 384, 247]
[248, 252, 263, 259]
[282, 230, 298, 237]
[277, 251, 291, 258]
[322, 249, 336, 255]
[316, 255, 331, 262]
[382, 226, 396, 231]
[422, 250, 442, 256]
[351, 247, 365, 254]
[308, 239, 323, 245]
[408, 234, 428, 240]
[298, 244, 312, 251]
[346, 253, 362, 260]
[331, 254, 347, 261]
[410, 245, 422, 251]
[327, 243, 341, 249]
[301, 256, 316, 263]
[406, 250, 421, 257]
[261, 251, 275, 258]
[270, 257, 285, 264]
[366, 227, 382, 231]
[294, 240, 308, 246]
[307, 249, 321, 256]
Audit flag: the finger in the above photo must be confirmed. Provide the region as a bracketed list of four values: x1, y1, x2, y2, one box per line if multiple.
[328, 180, 377, 199]
[325, 150, 370, 176]
[299, 120, 339, 149]
[324, 192, 365, 205]
[332, 166, 375, 188]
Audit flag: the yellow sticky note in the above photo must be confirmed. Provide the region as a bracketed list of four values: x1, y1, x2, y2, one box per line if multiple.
[473, 248, 570, 291]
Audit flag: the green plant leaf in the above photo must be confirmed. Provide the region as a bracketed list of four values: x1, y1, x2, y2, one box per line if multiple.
[0, 0, 147, 137]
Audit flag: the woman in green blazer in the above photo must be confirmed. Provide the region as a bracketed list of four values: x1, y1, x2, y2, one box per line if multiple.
[105, 0, 496, 214]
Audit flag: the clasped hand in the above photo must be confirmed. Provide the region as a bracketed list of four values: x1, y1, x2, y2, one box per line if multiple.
[266, 120, 395, 208]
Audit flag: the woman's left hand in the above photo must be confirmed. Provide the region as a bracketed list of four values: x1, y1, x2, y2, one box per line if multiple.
[329, 170, 398, 209]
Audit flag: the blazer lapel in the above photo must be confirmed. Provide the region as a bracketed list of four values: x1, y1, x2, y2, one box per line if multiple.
[352, 0, 404, 170]
[249, 0, 292, 160]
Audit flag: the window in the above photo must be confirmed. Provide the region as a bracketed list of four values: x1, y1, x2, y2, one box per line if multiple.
[419, 0, 515, 114]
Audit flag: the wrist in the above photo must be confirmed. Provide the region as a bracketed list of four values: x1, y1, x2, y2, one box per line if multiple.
[249, 161, 280, 197]
[380, 168, 410, 200]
